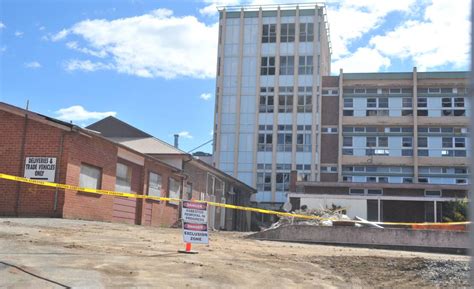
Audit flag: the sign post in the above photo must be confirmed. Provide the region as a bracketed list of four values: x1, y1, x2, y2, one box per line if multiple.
[178, 201, 208, 254]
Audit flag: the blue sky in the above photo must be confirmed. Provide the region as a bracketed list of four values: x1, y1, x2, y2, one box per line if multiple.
[0, 0, 469, 152]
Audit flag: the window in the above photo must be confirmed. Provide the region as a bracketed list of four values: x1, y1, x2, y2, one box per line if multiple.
[418, 137, 428, 147]
[296, 133, 311, 152]
[297, 86, 312, 112]
[79, 164, 101, 189]
[321, 166, 337, 173]
[402, 177, 413, 183]
[366, 137, 376, 147]
[402, 137, 412, 147]
[402, 97, 413, 116]
[277, 132, 292, 152]
[261, 56, 275, 75]
[350, 188, 364, 195]
[169, 178, 180, 205]
[280, 23, 295, 42]
[299, 22, 314, 42]
[418, 149, 429, 156]
[116, 163, 131, 193]
[402, 149, 413, 156]
[259, 88, 275, 113]
[366, 97, 389, 116]
[298, 56, 313, 75]
[322, 127, 338, 133]
[344, 98, 353, 108]
[343, 137, 352, 147]
[367, 189, 383, 195]
[258, 133, 273, 151]
[262, 24, 276, 43]
[278, 86, 294, 113]
[257, 172, 272, 191]
[425, 190, 441, 197]
[455, 138, 465, 148]
[342, 149, 353, 155]
[279, 56, 294, 75]
[148, 172, 162, 197]
[276, 172, 290, 191]
[378, 137, 388, 147]
[442, 137, 453, 148]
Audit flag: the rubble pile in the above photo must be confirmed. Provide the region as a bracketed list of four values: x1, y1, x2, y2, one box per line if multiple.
[266, 208, 352, 231]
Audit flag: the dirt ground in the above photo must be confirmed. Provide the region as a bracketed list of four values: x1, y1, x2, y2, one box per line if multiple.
[0, 218, 470, 288]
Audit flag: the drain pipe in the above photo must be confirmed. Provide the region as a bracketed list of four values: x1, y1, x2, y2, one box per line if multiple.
[53, 131, 66, 213]
[15, 109, 29, 216]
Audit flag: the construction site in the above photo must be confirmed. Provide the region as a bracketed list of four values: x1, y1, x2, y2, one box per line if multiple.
[0, 218, 471, 288]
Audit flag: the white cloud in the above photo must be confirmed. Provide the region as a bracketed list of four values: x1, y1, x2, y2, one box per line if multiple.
[66, 41, 107, 58]
[38, 26, 46, 31]
[199, 0, 240, 16]
[55, 8, 218, 79]
[178, 131, 193, 139]
[51, 29, 69, 41]
[64, 59, 114, 72]
[55, 105, 117, 122]
[369, 0, 470, 71]
[332, 47, 391, 73]
[200, 92, 212, 100]
[14, 31, 24, 37]
[0, 22, 5, 29]
[24, 61, 42, 69]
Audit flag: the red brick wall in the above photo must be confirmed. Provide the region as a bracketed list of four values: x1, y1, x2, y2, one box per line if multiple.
[0, 111, 65, 217]
[142, 159, 180, 227]
[0, 109, 181, 227]
[61, 132, 118, 222]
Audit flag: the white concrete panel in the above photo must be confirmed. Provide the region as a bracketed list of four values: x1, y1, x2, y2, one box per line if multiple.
[278, 113, 292, 124]
[258, 113, 273, 125]
[353, 98, 366, 117]
[299, 42, 313, 55]
[299, 16, 314, 23]
[279, 75, 293, 86]
[298, 75, 313, 86]
[257, 152, 273, 163]
[275, 192, 288, 203]
[261, 43, 276, 55]
[296, 114, 312, 124]
[301, 197, 368, 219]
[353, 136, 366, 149]
[276, 152, 292, 163]
[260, 75, 275, 87]
[296, 153, 312, 164]
[237, 172, 253, 186]
[262, 17, 277, 24]
[239, 134, 254, 152]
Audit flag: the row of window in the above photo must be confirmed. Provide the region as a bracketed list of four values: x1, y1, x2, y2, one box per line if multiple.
[262, 23, 314, 43]
[79, 163, 180, 199]
[259, 124, 313, 131]
[348, 188, 445, 197]
[342, 87, 467, 95]
[342, 166, 468, 175]
[261, 56, 314, 75]
[256, 172, 290, 191]
[342, 126, 468, 134]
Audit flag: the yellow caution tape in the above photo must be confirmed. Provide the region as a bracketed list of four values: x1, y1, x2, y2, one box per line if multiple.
[0, 172, 471, 225]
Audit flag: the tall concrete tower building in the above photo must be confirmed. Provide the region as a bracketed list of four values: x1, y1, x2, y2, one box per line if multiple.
[213, 4, 331, 209]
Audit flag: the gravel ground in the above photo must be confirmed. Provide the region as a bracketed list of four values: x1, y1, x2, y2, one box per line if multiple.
[0, 218, 471, 288]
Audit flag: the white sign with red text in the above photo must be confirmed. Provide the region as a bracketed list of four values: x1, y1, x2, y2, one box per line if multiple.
[182, 201, 208, 244]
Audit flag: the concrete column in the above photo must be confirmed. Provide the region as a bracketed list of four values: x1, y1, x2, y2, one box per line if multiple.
[377, 198, 381, 222]
[271, 7, 282, 203]
[214, 10, 227, 167]
[434, 200, 437, 223]
[413, 67, 419, 181]
[232, 9, 245, 177]
[311, 7, 320, 181]
[291, 6, 300, 172]
[337, 69, 344, 182]
[251, 8, 263, 188]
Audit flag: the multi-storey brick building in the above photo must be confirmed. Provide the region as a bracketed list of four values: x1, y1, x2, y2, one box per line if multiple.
[290, 69, 470, 222]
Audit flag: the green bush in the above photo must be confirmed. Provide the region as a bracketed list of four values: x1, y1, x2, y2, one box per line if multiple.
[442, 198, 468, 222]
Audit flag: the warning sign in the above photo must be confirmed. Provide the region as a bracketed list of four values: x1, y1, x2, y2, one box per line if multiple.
[182, 201, 208, 244]
[24, 157, 57, 182]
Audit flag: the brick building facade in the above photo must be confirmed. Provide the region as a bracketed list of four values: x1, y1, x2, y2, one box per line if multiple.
[0, 102, 182, 226]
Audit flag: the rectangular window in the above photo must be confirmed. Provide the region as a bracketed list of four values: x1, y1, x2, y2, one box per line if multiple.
[425, 190, 441, 197]
[296, 133, 312, 152]
[299, 22, 314, 42]
[402, 137, 412, 147]
[279, 56, 294, 75]
[148, 172, 162, 197]
[258, 133, 273, 151]
[442, 137, 453, 148]
[344, 98, 353, 108]
[262, 24, 276, 43]
[257, 172, 272, 191]
[418, 97, 427, 107]
[169, 178, 180, 205]
[418, 149, 429, 156]
[455, 138, 465, 148]
[366, 137, 376, 147]
[378, 137, 388, 147]
[116, 163, 132, 193]
[277, 133, 292, 152]
[261, 56, 275, 75]
[280, 23, 295, 42]
[278, 87, 294, 113]
[402, 98, 412, 108]
[350, 188, 364, 195]
[297, 87, 312, 113]
[298, 56, 313, 75]
[343, 136, 352, 147]
[276, 172, 290, 192]
[367, 98, 377, 108]
[79, 163, 102, 190]
[367, 189, 383, 195]
[418, 137, 428, 147]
